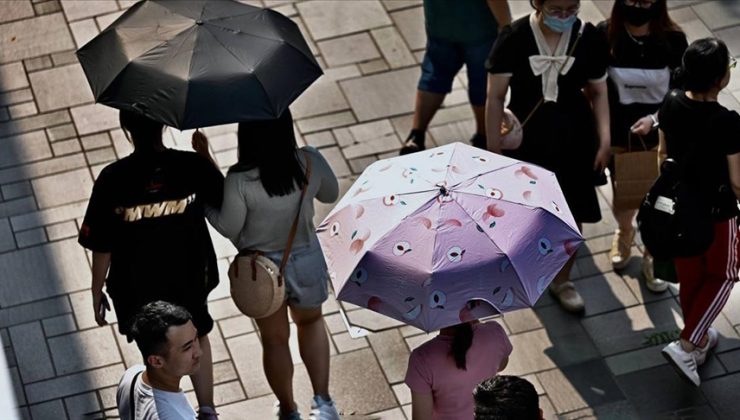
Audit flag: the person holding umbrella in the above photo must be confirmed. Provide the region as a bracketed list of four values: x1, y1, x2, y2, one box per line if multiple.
[79, 110, 224, 419]
[405, 319, 512, 420]
[205, 111, 340, 420]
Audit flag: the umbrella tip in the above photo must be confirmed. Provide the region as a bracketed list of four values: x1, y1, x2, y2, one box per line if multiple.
[195, 20, 203, 25]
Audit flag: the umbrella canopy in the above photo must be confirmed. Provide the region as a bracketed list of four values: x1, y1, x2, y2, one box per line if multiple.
[76, 0, 322, 129]
[317, 142, 583, 332]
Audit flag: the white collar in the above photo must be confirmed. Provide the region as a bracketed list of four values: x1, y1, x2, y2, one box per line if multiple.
[528, 13, 582, 102]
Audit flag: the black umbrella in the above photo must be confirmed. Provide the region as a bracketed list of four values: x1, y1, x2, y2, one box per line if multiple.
[76, 0, 322, 129]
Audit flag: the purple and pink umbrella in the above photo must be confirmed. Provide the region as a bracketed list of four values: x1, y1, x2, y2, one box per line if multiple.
[317, 142, 583, 332]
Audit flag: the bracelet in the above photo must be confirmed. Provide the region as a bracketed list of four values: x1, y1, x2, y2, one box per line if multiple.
[649, 114, 659, 129]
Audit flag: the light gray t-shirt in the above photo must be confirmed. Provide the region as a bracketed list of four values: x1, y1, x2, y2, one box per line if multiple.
[117, 365, 196, 420]
[206, 146, 339, 252]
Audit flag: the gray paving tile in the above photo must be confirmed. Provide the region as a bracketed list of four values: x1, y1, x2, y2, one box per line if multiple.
[85, 146, 116, 166]
[225, 332, 271, 398]
[0, 109, 71, 139]
[0, 13, 74, 63]
[24, 363, 124, 404]
[691, 0, 740, 30]
[68, 19, 98, 49]
[371, 27, 415, 69]
[382, 0, 422, 12]
[0, 89, 33, 108]
[292, 79, 350, 120]
[605, 345, 667, 377]
[318, 33, 381, 67]
[0, 217, 15, 253]
[48, 327, 120, 375]
[41, 314, 76, 337]
[359, 58, 391, 75]
[95, 10, 124, 31]
[367, 329, 410, 384]
[8, 366, 26, 406]
[9, 322, 55, 383]
[9, 200, 87, 231]
[502, 308, 543, 334]
[340, 67, 419, 121]
[576, 272, 639, 317]
[319, 146, 351, 178]
[24, 55, 53, 72]
[296, 111, 356, 134]
[582, 298, 683, 356]
[536, 360, 624, 414]
[390, 7, 425, 51]
[0, 0, 35, 24]
[32, 168, 93, 209]
[216, 394, 275, 420]
[8, 101, 37, 119]
[0, 62, 29, 92]
[218, 315, 254, 339]
[0, 196, 36, 219]
[29, 399, 66, 420]
[60, 0, 118, 22]
[15, 227, 48, 248]
[70, 103, 119, 136]
[34, 0, 64, 16]
[30, 64, 92, 112]
[0, 295, 71, 330]
[64, 391, 100, 420]
[0, 238, 89, 306]
[296, 0, 392, 41]
[46, 124, 77, 143]
[50, 50, 78, 67]
[614, 365, 705, 417]
[716, 25, 740, 57]
[0, 130, 52, 169]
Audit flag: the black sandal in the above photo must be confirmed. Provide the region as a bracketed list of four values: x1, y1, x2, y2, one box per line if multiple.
[399, 130, 425, 156]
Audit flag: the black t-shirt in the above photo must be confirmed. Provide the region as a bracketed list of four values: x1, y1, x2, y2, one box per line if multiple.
[658, 90, 740, 217]
[79, 149, 224, 304]
[597, 22, 687, 148]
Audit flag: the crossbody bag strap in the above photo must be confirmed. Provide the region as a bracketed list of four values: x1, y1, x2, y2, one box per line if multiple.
[129, 370, 143, 419]
[277, 150, 313, 286]
[521, 21, 586, 128]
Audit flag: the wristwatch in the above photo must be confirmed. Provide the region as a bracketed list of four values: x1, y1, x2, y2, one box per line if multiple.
[650, 114, 659, 129]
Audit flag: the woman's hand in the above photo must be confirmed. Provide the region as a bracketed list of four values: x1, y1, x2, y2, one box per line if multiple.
[192, 130, 209, 155]
[92, 289, 110, 326]
[630, 116, 655, 136]
[593, 145, 611, 173]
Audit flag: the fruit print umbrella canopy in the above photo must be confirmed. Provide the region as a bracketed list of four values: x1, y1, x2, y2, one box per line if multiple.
[317, 142, 584, 333]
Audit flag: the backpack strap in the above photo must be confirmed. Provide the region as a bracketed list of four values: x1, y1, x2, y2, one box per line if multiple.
[129, 370, 143, 419]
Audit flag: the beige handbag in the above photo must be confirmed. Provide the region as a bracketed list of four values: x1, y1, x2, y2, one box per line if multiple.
[613, 133, 659, 210]
[228, 152, 312, 319]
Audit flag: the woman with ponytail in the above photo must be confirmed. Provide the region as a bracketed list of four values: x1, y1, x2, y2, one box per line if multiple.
[404, 319, 512, 419]
[658, 38, 740, 387]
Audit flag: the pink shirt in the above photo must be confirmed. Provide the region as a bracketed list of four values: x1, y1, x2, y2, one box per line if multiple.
[404, 321, 513, 420]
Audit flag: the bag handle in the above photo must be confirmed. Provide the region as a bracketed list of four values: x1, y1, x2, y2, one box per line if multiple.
[520, 20, 586, 129]
[626, 131, 649, 153]
[277, 150, 313, 286]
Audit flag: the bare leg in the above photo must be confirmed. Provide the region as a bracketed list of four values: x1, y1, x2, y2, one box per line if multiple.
[412, 90, 446, 132]
[613, 207, 637, 234]
[255, 303, 296, 415]
[290, 306, 330, 398]
[190, 335, 214, 409]
[552, 223, 583, 287]
[472, 105, 486, 135]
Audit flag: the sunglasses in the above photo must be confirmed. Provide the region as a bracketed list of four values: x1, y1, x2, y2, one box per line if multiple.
[731, 56, 738, 70]
[624, 0, 657, 8]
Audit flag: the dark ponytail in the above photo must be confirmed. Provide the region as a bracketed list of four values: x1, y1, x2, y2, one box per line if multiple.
[450, 323, 474, 370]
[674, 37, 730, 93]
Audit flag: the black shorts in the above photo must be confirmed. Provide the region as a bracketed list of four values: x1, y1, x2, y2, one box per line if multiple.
[112, 296, 214, 341]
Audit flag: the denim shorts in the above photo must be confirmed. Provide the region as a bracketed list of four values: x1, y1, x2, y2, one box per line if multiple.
[418, 36, 496, 106]
[263, 239, 329, 309]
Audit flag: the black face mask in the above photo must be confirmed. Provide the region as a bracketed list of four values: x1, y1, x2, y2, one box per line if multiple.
[621, 3, 656, 26]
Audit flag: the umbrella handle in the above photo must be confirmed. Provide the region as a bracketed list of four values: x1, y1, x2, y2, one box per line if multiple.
[337, 305, 370, 339]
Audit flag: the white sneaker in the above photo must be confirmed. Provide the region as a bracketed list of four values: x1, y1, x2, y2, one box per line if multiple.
[309, 396, 340, 420]
[695, 327, 719, 366]
[662, 341, 700, 386]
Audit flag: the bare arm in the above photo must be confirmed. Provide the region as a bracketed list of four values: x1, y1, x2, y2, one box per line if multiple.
[411, 392, 434, 420]
[486, 0, 512, 29]
[657, 129, 668, 168]
[585, 80, 611, 171]
[91, 251, 111, 326]
[485, 74, 510, 153]
[728, 153, 740, 200]
[205, 175, 247, 241]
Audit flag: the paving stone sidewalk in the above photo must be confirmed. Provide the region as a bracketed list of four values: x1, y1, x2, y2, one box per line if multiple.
[1, 1, 740, 419]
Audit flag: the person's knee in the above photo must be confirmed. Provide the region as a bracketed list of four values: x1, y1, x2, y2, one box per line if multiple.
[291, 308, 323, 327]
[261, 328, 290, 347]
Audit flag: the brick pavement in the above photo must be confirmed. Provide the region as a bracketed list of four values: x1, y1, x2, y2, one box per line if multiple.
[1, 0, 740, 419]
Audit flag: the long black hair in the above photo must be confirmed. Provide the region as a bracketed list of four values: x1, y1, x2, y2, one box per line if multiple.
[450, 322, 474, 370]
[231, 110, 307, 197]
[607, 0, 682, 50]
[119, 109, 164, 153]
[674, 38, 730, 93]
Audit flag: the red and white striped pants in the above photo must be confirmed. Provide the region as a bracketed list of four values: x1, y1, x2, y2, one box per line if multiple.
[674, 217, 739, 346]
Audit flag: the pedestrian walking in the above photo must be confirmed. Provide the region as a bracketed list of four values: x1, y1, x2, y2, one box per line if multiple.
[599, 0, 687, 293]
[474, 375, 542, 420]
[79, 110, 223, 419]
[657, 38, 740, 386]
[117, 301, 205, 420]
[485, 0, 612, 313]
[205, 110, 340, 419]
[399, 0, 512, 154]
[405, 320, 512, 420]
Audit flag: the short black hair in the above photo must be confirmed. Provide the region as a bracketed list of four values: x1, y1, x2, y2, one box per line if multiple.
[129, 301, 193, 361]
[119, 109, 164, 150]
[474, 375, 540, 420]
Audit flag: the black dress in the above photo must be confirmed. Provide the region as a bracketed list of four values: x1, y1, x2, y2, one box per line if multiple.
[486, 15, 609, 224]
[597, 21, 687, 150]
